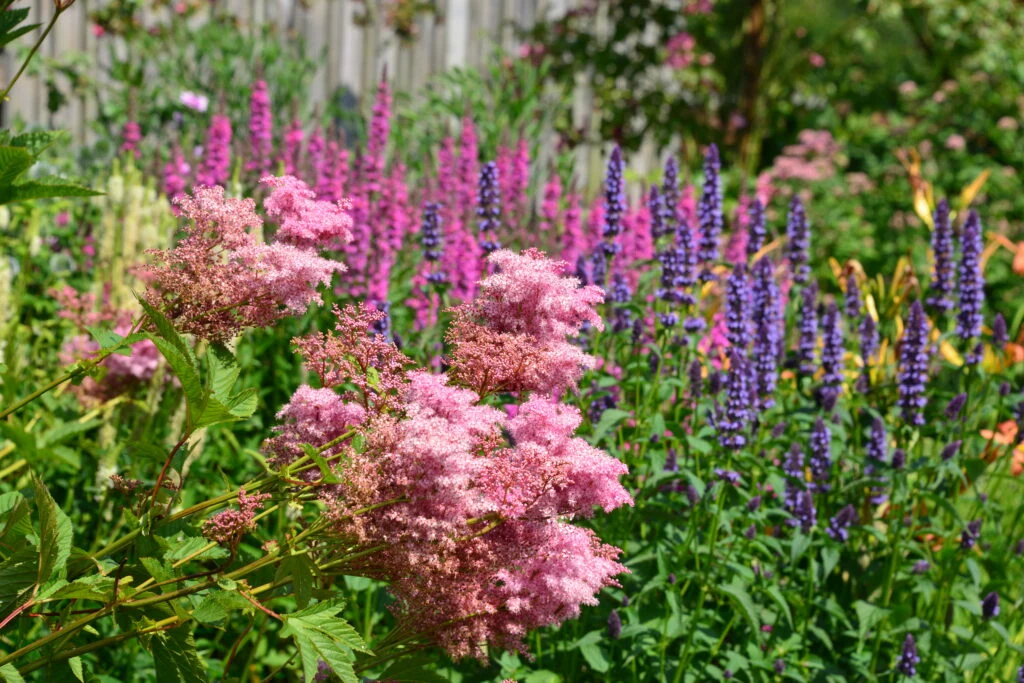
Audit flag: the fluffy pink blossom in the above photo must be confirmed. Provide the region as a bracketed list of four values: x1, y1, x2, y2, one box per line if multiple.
[179, 91, 209, 113]
[202, 489, 271, 544]
[474, 248, 604, 342]
[666, 32, 696, 69]
[263, 385, 366, 466]
[142, 183, 346, 342]
[261, 175, 353, 249]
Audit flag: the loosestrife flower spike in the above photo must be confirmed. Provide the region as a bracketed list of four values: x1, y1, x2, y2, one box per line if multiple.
[247, 79, 273, 175]
[197, 113, 232, 187]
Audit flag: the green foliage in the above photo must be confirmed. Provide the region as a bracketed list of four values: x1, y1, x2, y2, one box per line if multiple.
[280, 599, 372, 683]
[0, 133, 99, 206]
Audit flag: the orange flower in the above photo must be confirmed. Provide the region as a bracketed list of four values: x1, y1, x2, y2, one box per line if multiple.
[979, 420, 1024, 475]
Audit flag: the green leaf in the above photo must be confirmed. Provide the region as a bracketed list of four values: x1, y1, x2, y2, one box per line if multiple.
[149, 336, 204, 423]
[0, 492, 31, 551]
[191, 590, 250, 624]
[0, 550, 36, 616]
[32, 474, 73, 584]
[148, 627, 208, 683]
[85, 326, 132, 355]
[578, 640, 610, 673]
[0, 663, 25, 683]
[276, 554, 316, 609]
[162, 536, 227, 564]
[0, 179, 101, 204]
[206, 344, 241, 401]
[853, 600, 889, 642]
[194, 389, 258, 430]
[0, 146, 32, 188]
[49, 574, 117, 603]
[67, 657, 84, 682]
[136, 295, 197, 367]
[281, 599, 372, 683]
[719, 577, 760, 633]
[590, 408, 631, 442]
[39, 419, 103, 448]
[8, 130, 61, 154]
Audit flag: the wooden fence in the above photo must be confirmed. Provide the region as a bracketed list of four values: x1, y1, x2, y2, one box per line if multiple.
[0, 0, 579, 138]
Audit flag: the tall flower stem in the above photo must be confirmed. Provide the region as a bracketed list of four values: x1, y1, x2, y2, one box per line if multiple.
[0, 4, 70, 102]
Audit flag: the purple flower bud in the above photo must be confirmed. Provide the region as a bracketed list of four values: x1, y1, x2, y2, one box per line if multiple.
[665, 448, 679, 473]
[591, 249, 607, 286]
[961, 519, 982, 550]
[941, 440, 962, 461]
[774, 659, 785, 674]
[607, 609, 622, 639]
[667, 572, 677, 584]
[892, 448, 906, 470]
[771, 422, 788, 438]
[945, 393, 967, 419]
[845, 273, 861, 318]
[698, 144, 723, 279]
[809, 417, 833, 491]
[999, 381, 1011, 397]
[1017, 665, 1024, 683]
[689, 360, 704, 400]
[927, 199, 955, 312]
[982, 591, 1000, 620]
[421, 201, 444, 263]
[957, 210, 985, 342]
[715, 468, 742, 485]
[685, 485, 700, 505]
[898, 301, 930, 427]
[785, 196, 811, 284]
[912, 560, 930, 574]
[621, 595, 630, 607]
[993, 313, 1008, 347]
[726, 264, 751, 350]
[819, 302, 844, 412]
[827, 504, 857, 542]
[1015, 539, 1024, 555]
[747, 197, 767, 258]
[662, 157, 680, 233]
[744, 524, 756, 539]
[717, 352, 751, 449]
[788, 489, 817, 533]
[897, 633, 920, 677]
[477, 161, 502, 254]
[798, 281, 819, 375]
[708, 369, 724, 395]
[747, 495, 763, 512]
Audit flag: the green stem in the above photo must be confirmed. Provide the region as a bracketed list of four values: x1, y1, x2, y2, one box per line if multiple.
[0, 6, 65, 102]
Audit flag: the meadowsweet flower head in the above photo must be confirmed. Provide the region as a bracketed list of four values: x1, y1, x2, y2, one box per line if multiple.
[261, 175, 353, 249]
[202, 489, 271, 544]
[957, 210, 985, 342]
[785, 196, 810, 284]
[898, 300, 931, 427]
[927, 199, 955, 312]
[697, 144, 723, 278]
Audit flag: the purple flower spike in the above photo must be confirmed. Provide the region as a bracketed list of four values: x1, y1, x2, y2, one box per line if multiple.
[927, 199, 956, 312]
[785, 196, 810, 284]
[957, 210, 985, 342]
[898, 301, 930, 427]
[697, 144, 723, 279]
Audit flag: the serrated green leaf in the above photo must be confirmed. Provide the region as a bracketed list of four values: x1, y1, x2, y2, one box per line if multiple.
[39, 419, 102, 448]
[0, 549, 37, 616]
[149, 627, 207, 683]
[85, 326, 130, 355]
[0, 146, 32, 188]
[0, 662, 25, 682]
[276, 554, 316, 609]
[162, 536, 227, 563]
[0, 21, 36, 48]
[8, 130, 61, 154]
[0, 492, 31, 550]
[136, 295, 197, 367]
[281, 599, 371, 683]
[32, 474, 73, 584]
[0, 180, 102, 204]
[194, 388, 257, 430]
[149, 336, 204, 423]
[140, 556, 174, 583]
[206, 344, 241, 401]
[192, 590, 250, 624]
[49, 574, 116, 603]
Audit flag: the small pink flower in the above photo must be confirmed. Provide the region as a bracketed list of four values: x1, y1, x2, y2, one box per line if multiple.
[55, 211, 69, 227]
[179, 91, 209, 113]
[898, 80, 918, 95]
[808, 52, 825, 68]
[944, 134, 966, 151]
[91, 24, 105, 37]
